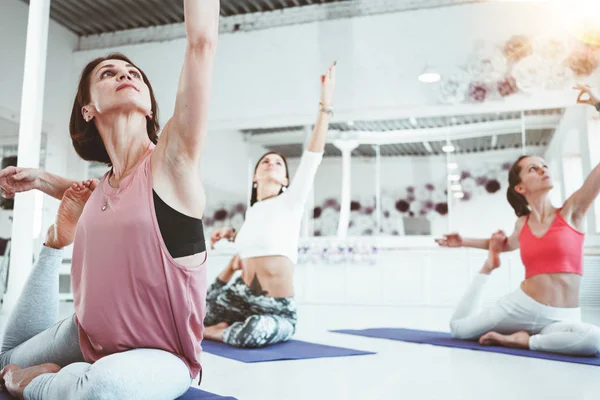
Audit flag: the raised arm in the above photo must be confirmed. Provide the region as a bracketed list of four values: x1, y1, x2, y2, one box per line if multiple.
[286, 63, 336, 207]
[306, 62, 336, 153]
[155, 0, 219, 164]
[562, 84, 600, 226]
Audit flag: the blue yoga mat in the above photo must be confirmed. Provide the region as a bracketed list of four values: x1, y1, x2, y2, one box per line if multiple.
[0, 387, 236, 400]
[331, 327, 600, 366]
[178, 387, 237, 400]
[202, 339, 375, 363]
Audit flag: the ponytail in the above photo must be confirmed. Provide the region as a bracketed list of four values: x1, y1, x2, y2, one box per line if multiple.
[506, 155, 531, 217]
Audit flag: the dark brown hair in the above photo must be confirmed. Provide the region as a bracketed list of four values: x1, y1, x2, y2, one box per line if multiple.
[250, 152, 290, 207]
[507, 155, 531, 217]
[69, 53, 159, 165]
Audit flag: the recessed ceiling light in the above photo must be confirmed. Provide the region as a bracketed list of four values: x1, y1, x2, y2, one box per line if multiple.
[418, 65, 441, 83]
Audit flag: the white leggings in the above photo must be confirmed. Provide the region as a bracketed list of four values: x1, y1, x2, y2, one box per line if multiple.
[450, 273, 600, 356]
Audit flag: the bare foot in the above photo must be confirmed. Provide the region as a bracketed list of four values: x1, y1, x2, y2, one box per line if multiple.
[480, 231, 506, 274]
[1, 363, 60, 399]
[479, 331, 531, 349]
[204, 322, 229, 342]
[45, 181, 97, 249]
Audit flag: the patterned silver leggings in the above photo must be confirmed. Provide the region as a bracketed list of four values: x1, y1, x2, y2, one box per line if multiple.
[204, 277, 297, 348]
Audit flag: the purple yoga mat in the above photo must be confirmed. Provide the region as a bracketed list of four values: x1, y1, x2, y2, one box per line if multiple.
[0, 387, 236, 400]
[178, 387, 237, 400]
[331, 328, 600, 367]
[201, 339, 375, 363]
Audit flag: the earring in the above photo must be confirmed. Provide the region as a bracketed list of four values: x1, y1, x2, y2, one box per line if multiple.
[253, 183, 257, 188]
[282, 186, 287, 192]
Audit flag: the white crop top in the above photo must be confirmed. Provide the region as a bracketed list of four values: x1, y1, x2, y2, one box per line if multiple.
[234, 151, 323, 264]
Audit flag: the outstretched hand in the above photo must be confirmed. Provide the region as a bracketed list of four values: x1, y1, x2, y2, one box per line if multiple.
[574, 84, 599, 106]
[320, 61, 336, 108]
[435, 233, 463, 248]
[0, 167, 42, 199]
[210, 227, 235, 249]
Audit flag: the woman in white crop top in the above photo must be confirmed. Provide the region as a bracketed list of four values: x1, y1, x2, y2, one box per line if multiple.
[203, 63, 336, 348]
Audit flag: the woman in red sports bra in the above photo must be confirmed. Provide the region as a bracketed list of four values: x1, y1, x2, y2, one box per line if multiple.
[435, 84, 600, 356]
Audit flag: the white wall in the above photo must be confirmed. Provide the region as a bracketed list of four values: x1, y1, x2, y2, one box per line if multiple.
[0, 0, 79, 244]
[74, 1, 593, 133]
[201, 130, 266, 201]
[0, 0, 78, 133]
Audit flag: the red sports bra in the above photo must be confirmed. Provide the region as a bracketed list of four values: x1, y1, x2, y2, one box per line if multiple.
[519, 210, 584, 279]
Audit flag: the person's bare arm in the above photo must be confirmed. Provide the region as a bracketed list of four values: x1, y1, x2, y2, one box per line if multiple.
[217, 255, 243, 284]
[435, 218, 524, 252]
[0, 167, 78, 200]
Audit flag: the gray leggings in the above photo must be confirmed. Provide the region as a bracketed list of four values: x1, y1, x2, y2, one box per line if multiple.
[0, 246, 192, 400]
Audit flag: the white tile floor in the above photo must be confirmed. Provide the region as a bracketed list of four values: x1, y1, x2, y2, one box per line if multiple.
[3, 302, 600, 400]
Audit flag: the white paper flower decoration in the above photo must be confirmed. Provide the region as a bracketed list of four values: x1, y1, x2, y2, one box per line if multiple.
[467, 47, 507, 83]
[439, 68, 470, 104]
[415, 187, 431, 202]
[533, 37, 568, 63]
[544, 64, 575, 90]
[512, 55, 550, 93]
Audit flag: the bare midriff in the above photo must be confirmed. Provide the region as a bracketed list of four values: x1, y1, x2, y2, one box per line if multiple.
[241, 255, 295, 298]
[521, 273, 581, 308]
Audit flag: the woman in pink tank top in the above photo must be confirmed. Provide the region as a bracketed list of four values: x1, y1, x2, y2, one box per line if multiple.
[434, 85, 600, 356]
[0, 1, 219, 399]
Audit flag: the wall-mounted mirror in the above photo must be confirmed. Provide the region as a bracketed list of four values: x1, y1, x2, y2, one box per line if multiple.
[231, 107, 564, 239]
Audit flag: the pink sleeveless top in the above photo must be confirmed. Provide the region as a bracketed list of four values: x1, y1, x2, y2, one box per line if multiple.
[519, 210, 584, 279]
[71, 144, 207, 379]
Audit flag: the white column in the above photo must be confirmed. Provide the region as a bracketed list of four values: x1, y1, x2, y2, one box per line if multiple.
[334, 140, 358, 238]
[4, 0, 51, 312]
[374, 145, 382, 234]
[446, 151, 453, 233]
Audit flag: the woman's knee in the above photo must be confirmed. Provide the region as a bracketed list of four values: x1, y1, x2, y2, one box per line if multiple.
[223, 315, 269, 348]
[579, 324, 600, 356]
[81, 370, 136, 400]
[81, 350, 190, 400]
